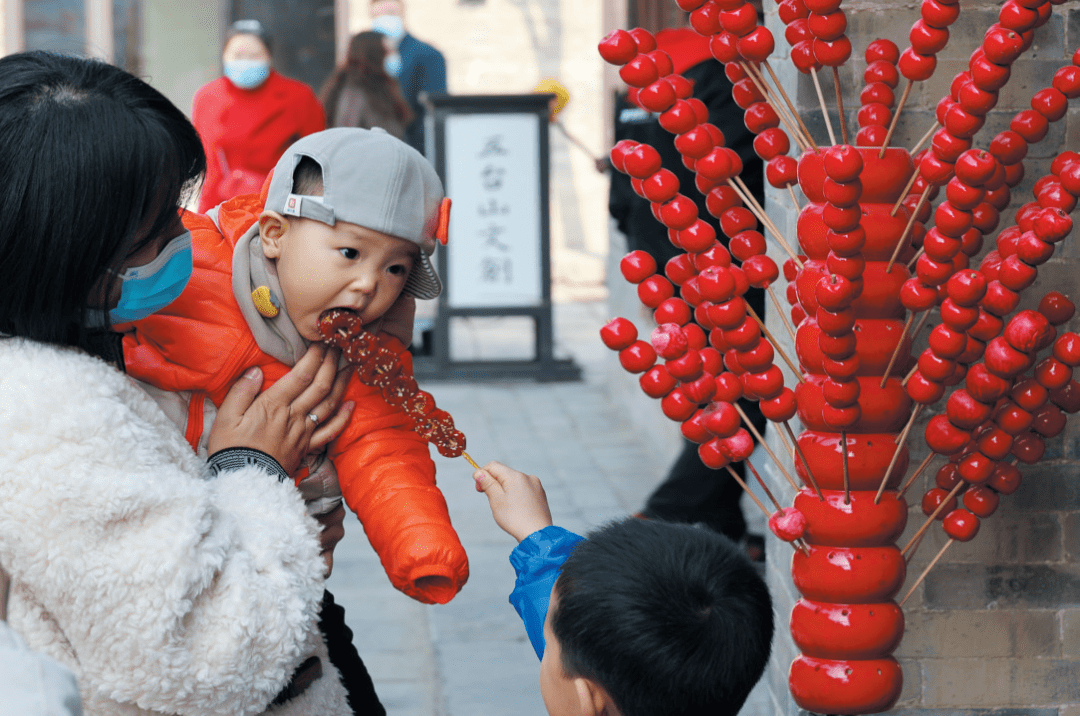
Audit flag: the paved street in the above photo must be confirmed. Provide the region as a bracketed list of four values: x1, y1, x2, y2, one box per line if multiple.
[327, 299, 773, 716]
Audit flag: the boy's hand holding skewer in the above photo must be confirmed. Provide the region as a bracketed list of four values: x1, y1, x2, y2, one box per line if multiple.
[473, 461, 554, 542]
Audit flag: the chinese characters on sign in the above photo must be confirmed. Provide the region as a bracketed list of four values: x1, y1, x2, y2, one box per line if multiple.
[445, 113, 542, 308]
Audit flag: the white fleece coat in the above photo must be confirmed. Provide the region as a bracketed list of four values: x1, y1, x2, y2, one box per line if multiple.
[0, 338, 350, 716]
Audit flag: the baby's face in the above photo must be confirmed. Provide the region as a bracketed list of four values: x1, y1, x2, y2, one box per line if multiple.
[262, 215, 417, 340]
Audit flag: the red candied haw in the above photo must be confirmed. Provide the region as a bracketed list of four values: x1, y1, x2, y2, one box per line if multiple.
[954, 149, 997, 187]
[944, 177, 985, 211]
[640, 169, 680, 204]
[644, 50, 673, 77]
[983, 26, 1025, 65]
[823, 177, 863, 207]
[384, 374, 419, 406]
[785, 17, 812, 46]
[999, 0, 1039, 32]
[766, 155, 798, 188]
[597, 29, 638, 65]
[916, 254, 955, 287]
[732, 79, 764, 110]
[1054, 65, 1080, 99]
[1055, 332, 1080, 367]
[813, 36, 852, 67]
[736, 337, 774, 373]
[819, 331, 857, 360]
[638, 274, 675, 308]
[1032, 87, 1068, 121]
[1033, 208, 1073, 243]
[921, 0, 959, 28]
[970, 50, 1011, 92]
[600, 317, 639, 350]
[1035, 356, 1073, 391]
[744, 102, 781, 135]
[1015, 232, 1054, 266]
[729, 230, 767, 263]
[654, 298, 693, 327]
[816, 306, 856, 336]
[996, 254, 1038, 292]
[790, 40, 821, 74]
[637, 78, 677, 113]
[963, 485, 1000, 518]
[658, 100, 699, 135]
[623, 143, 663, 178]
[898, 48, 936, 82]
[821, 202, 861, 232]
[621, 250, 657, 284]
[929, 324, 967, 359]
[944, 104, 985, 139]
[742, 255, 779, 288]
[674, 126, 715, 159]
[1032, 403, 1067, 438]
[807, 10, 847, 41]
[865, 38, 899, 63]
[1011, 109, 1049, 143]
[661, 386, 698, 421]
[936, 462, 963, 491]
[697, 438, 730, 469]
[860, 82, 895, 107]
[909, 18, 949, 55]
[760, 387, 798, 422]
[940, 298, 979, 331]
[901, 278, 939, 312]
[982, 280, 1020, 317]
[664, 254, 697, 287]
[943, 508, 980, 541]
[737, 26, 776, 63]
[709, 30, 741, 63]
[719, 3, 759, 36]
[908, 371, 945, 404]
[919, 348, 956, 382]
[823, 143, 864, 182]
[821, 403, 861, 430]
[619, 340, 657, 374]
[753, 127, 791, 161]
[683, 373, 717, 404]
[822, 354, 860, 381]
[778, 0, 809, 24]
[720, 429, 756, 462]
[857, 102, 892, 128]
[822, 376, 860, 407]
[1011, 431, 1046, 464]
[640, 365, 677, 399]
[988, 130, 1027, 165]
[864, 59, 900, 88]
[681, 410, 711, 444]
[693, 243, 733, 271]
[971, 203, 999, 234]
[947, 269, 986, 307]
[678, 221, 719, 253]
[920, 153, 955, 185]
[933, 203, 973, 238]
[827, 226, 866, 256]
[957, 80, 998, 115]
[723, 317, 762, 351]
[618, 54, 659, 88]
[923, 488, 958, 518]
[714, 371, 744, 403]
[743, 365, 785, 400]
[659, 195, 700, 231]
[1051, 379, 1080, 414]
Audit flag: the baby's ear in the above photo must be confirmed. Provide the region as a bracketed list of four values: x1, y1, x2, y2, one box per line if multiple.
[258, 211, 288, 259]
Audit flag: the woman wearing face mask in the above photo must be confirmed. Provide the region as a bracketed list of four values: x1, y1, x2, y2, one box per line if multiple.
[0, 51, 357, 715]
[192, 19, 325, 213]
[319, 31, 414, 139]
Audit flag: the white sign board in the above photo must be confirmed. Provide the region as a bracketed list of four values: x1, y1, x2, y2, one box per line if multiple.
[444, 113, 543, 308]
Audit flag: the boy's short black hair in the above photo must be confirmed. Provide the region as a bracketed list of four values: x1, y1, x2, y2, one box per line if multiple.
[552, 518, 773, 716]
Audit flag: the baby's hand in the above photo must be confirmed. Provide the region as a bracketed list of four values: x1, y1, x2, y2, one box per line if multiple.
[474, 461, 553, 542]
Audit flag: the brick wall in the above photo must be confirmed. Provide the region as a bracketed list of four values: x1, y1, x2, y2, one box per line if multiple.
[760, 1, 1080, 713]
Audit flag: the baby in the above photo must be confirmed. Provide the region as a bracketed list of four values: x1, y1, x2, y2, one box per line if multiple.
[123, 127, 467, 604]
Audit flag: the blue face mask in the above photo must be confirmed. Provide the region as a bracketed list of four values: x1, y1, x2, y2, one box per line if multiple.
[384, 52, 403, 77]
[372, 14, 405, 41]
[108, 231, 193, 324]
[224, 60, 270, 90]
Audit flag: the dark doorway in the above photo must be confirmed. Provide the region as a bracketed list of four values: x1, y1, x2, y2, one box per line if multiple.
[230, 0, 336, 92]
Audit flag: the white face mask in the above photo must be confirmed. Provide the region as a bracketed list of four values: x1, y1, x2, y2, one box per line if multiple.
[372, 14, 405, 41]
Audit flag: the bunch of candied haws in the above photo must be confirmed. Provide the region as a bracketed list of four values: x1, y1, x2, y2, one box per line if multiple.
[598, 0, 1080, 711]
[319, 309, 466, 458]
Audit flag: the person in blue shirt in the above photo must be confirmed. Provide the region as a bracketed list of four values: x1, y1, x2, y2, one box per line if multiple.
[370, 0, 447, 155]
[473, 461, 774, 716]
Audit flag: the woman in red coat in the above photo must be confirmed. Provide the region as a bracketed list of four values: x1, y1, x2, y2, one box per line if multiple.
[193, 20, 325, 212]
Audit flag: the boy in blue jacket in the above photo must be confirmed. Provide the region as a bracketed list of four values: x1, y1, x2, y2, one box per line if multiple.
[473, 461, 774, 716]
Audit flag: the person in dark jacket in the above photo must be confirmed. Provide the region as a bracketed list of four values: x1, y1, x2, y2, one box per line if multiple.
[608, 25, 768, 557]
[370, 0, 447, 155]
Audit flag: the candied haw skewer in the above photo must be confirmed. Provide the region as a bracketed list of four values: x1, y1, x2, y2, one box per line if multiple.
[318, 310, 473, 464]
[856, 39, 900, 148]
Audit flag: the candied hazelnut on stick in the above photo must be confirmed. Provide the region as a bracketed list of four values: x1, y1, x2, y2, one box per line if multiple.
[318, 309, 474, 464]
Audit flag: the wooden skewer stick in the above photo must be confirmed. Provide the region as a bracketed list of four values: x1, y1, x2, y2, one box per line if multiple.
[904, 527, 928, 566]
[875, 405, 924, 503]
[900, 539, 954, 606]
[784, 421, 824, 500]
[907, 246, 926, 271]
[897, 311, 934, 390]
[880, 312, 915, 388]
[890, 167, 921, 217]
[740, 61, 812, 153]
[885, 185, 932, 273]
[900, 479, 964, 557]
[726, 178, 804, 268]
[745, 457, 783, 511]
[910, 120, 940, 156]
[764, 60, 820, 152]
[766, 283, 798, 345]
[841, 430, 851, 504]
[832, 67, 848, 145]
[733, 402, 803, 493]
[750, 61, 818, 153]
[745, 302, 804, 383]
[896, 452, 938, 500]
[724, 465, 809, 555]
[895, 404, 924, 444]
[879, 78, 914, 158]
[787, 184, 801, 213]
[809, 67, 837, 146]
[462, 451, 481, 470]
[901, 362, 919, 388]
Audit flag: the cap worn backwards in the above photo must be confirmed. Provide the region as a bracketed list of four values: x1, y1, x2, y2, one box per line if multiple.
[266, 127, 445, 300]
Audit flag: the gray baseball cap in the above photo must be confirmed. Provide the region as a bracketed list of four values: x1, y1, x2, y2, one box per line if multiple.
[266, 127, 444, 300]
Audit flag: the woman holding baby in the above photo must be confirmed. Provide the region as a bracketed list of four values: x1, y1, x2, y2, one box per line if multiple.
[0, 51, 375, 715]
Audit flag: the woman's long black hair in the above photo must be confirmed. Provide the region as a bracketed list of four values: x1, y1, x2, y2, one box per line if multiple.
[319, 31, 415, 129]
[0, 51, 206, 352]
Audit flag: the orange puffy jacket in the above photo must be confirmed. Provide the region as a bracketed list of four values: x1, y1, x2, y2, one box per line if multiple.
[122, 194, 468, 605]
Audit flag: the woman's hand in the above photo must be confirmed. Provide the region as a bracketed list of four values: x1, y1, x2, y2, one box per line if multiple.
[209, 344, 353, 474]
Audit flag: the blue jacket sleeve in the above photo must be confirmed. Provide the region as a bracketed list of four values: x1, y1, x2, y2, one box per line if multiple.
[508, 525, 586, 660]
